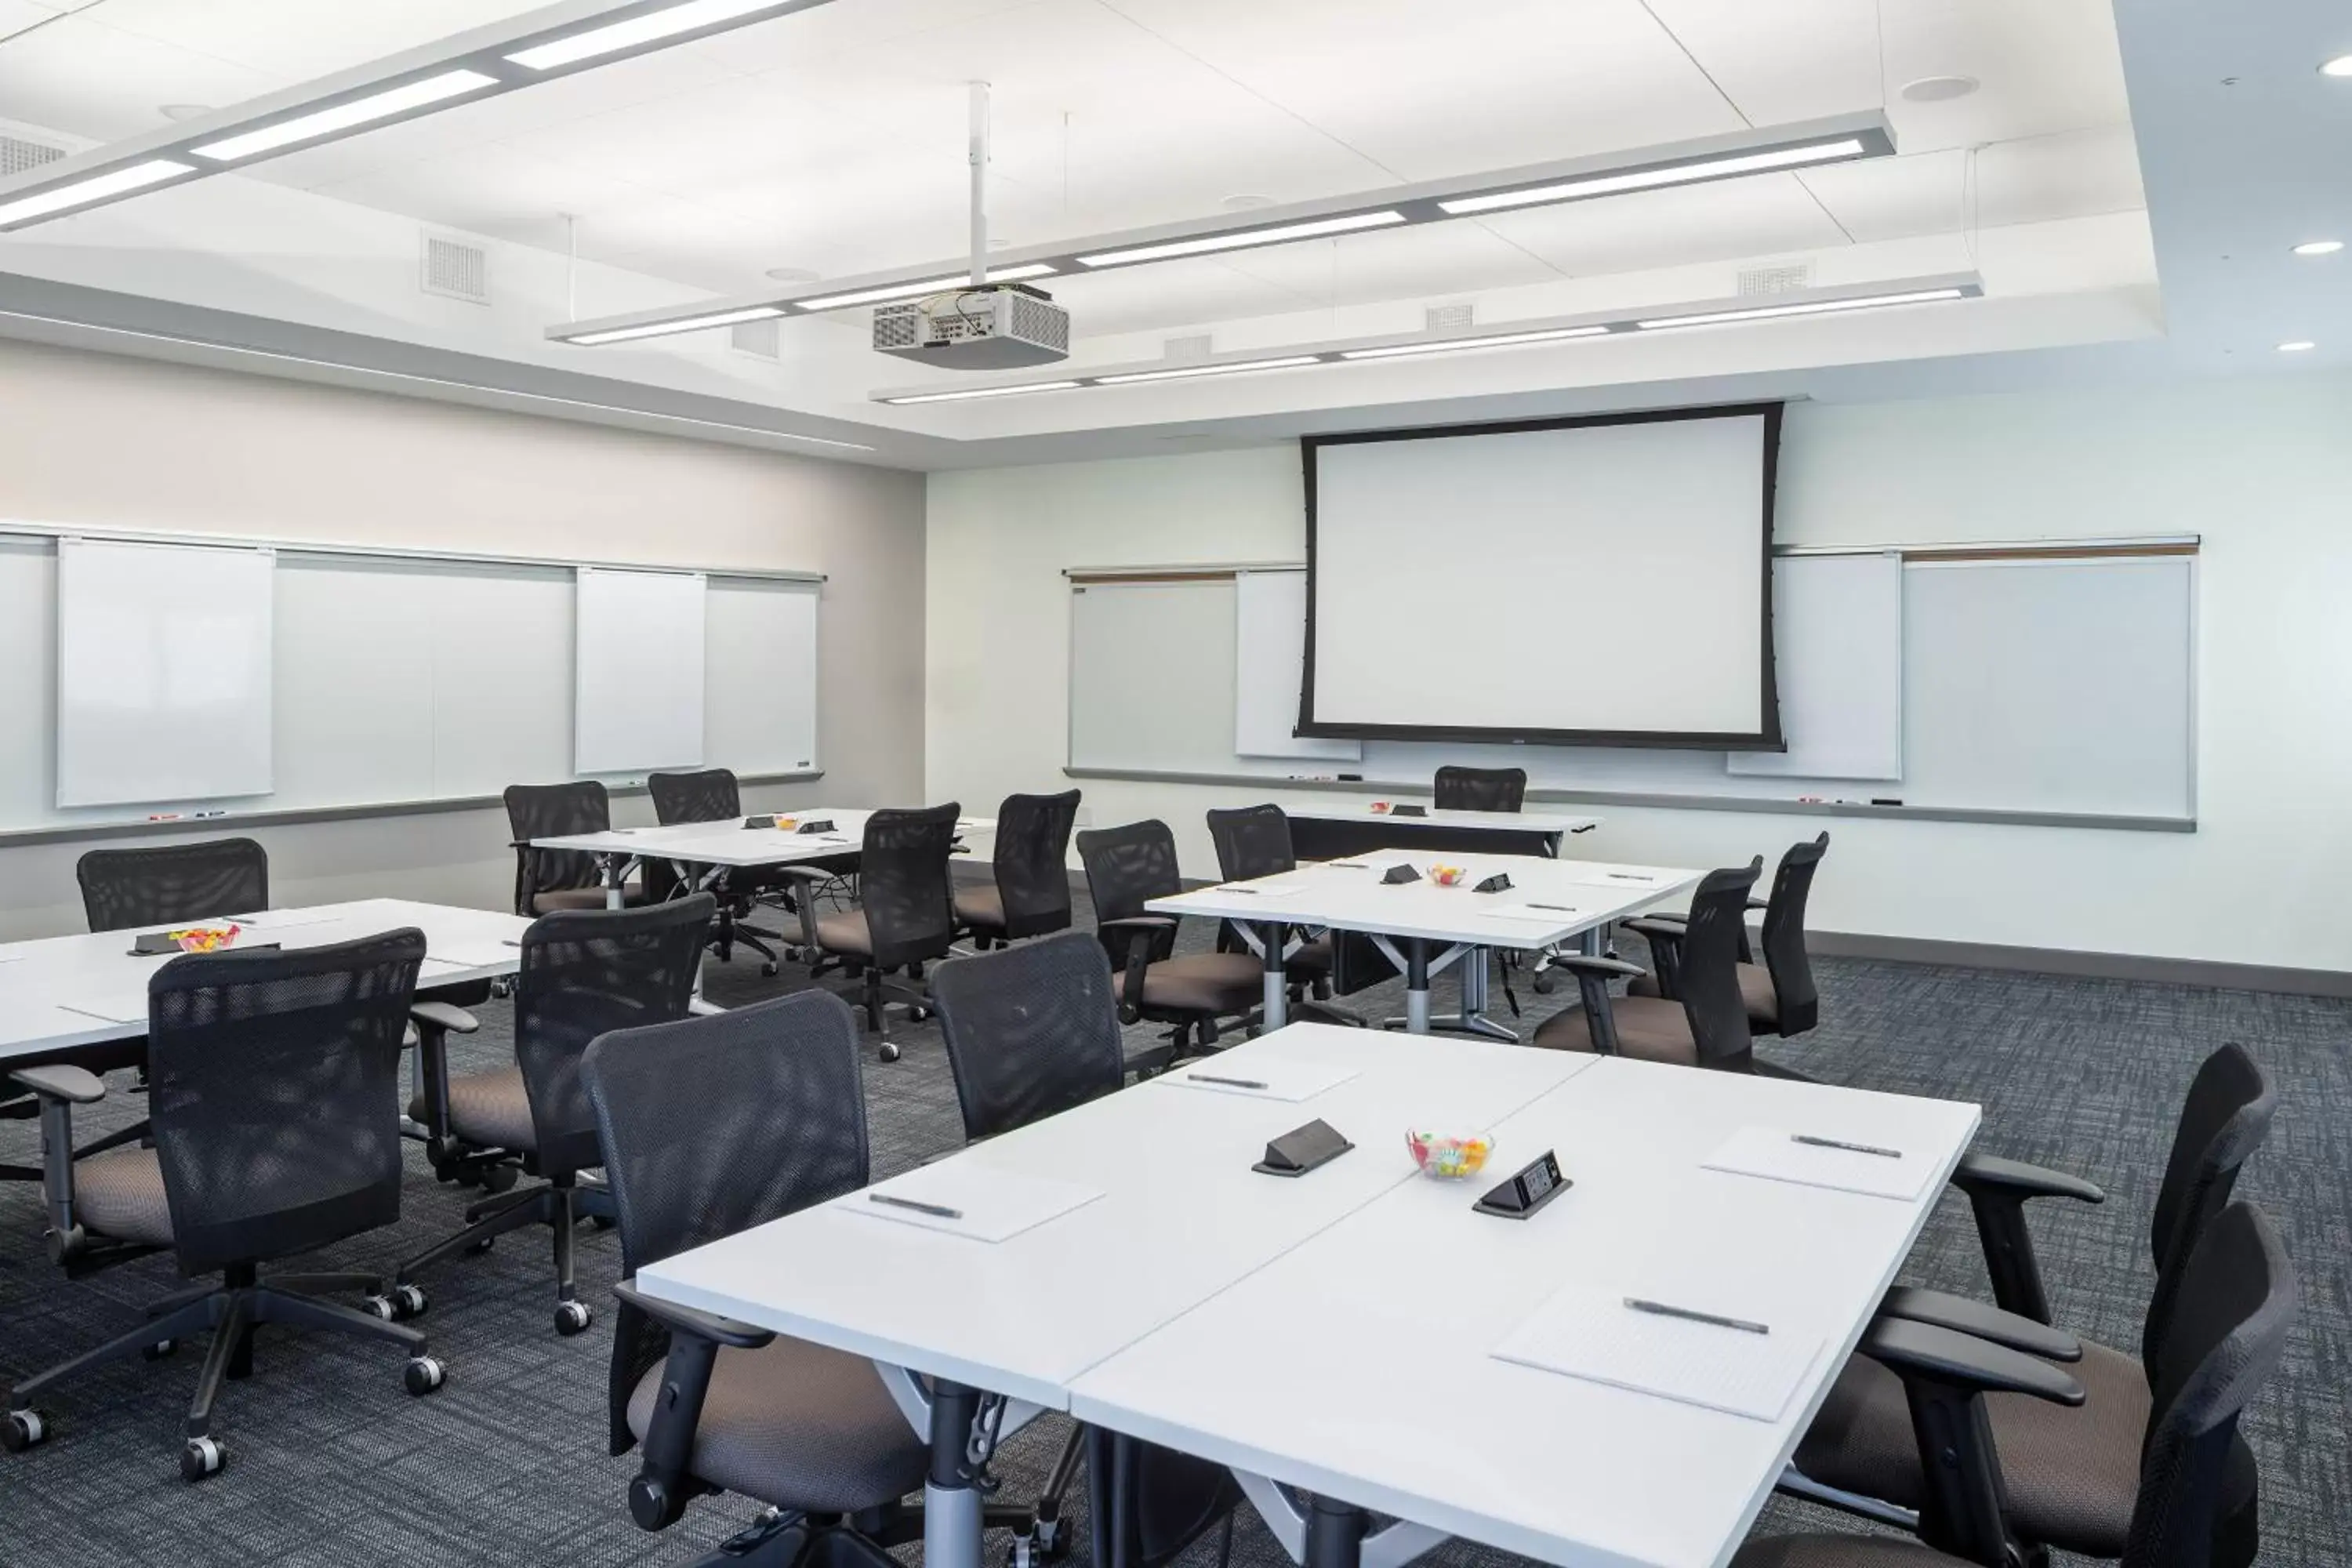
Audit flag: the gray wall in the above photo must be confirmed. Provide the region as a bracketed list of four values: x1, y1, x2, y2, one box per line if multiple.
[0, 337, 927, 938]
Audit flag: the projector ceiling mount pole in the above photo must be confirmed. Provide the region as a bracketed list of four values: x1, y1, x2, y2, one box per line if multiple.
[968, 80, 989, 287]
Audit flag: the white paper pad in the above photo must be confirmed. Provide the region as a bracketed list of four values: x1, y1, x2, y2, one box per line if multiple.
[1161, 1061, 1360, 1102]
[60, 993, 150, 1026]
[1703, 1127, 1934, 1201]
[1481, 903, 1588, 924]
[1494, 1286, 1825, 1421]
[1214, 880, 1309, 900]
[846, 1167, 1103, 1243]
[230, 909, 347, 932]
[423, 940, 525, 971]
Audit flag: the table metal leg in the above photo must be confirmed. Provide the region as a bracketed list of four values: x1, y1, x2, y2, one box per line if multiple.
[1231, 1472, 1444, 1568]
[600, 852, 626, 911]
[1451, 949, 1519, 1043]
[925, 1378, 985, 1568]
[1259, 918, 1289, 1033]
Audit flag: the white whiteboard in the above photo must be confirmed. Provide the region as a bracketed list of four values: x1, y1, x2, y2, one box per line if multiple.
[1069, 579, 1243, 774]
[56, 539, 275, 808]
[575, 568, 707, 774]
[706, 578, 820, 775]
[1234, 570, 1359, 762]
[1728, 553, 1903, 781]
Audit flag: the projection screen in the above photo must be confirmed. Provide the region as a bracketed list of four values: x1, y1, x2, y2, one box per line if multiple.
[1300, 405, 1783, 749]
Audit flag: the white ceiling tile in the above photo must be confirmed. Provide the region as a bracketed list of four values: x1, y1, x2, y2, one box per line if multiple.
[82, 0, 554, 80]
[0, 13, 275, 141]
[1792, 151, 1968, 245]
[678, 0, 1059, 76]
[308, 140, 659, 252]
[0, 2, 64, 45]
[1471, 172, 1857, 279]
[1043, 256, 1316, 337]
[1881, 0, 2132, 153]
[1639, 0, 1882, 125]
[1196, 221, 1563, 307]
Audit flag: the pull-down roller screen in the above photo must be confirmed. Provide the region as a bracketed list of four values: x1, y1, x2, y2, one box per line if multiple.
[1302, 405, 1781, 749]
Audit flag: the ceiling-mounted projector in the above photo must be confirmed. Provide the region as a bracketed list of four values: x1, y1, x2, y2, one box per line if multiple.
[872, 283, 1071, 369]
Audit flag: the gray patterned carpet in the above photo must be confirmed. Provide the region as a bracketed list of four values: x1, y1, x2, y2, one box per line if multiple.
[2, 914, 2344, 1568]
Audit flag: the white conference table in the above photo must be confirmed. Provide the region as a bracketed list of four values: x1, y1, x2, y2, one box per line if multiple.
[0, 897, 532, 1067]
[634, 1025, 1978, 1568]
[531, 808, 995, 909]
[1285, 802, 1600, 862]
[1148, 852, 1704, 1038]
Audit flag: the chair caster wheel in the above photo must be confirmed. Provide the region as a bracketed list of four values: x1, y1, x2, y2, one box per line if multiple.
[878, 1041, 902, 1063]
[1532, 974, 1555, 995]
[465, 1235, 497, 1256]
[762, 961, 780, 978]
[1036, 1515, 1069, 1560]
[143, 1338, 179, 1360]
[181, 1435, 227, 1481]
[45, 1225, 85, 1265]
[554, 1300, 593, 1336]
[478, 1164, 518, 1195]
[371, 1283, 428, 1320]
[3, 1410, 49, 1452]
[403, 1356, 446, 1396]
[1010, 1536, 1036, 1568]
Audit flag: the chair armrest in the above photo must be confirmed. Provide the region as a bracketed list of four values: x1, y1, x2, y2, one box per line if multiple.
[410, 1000, 479, 1036]
[9, 1065, 107, 1105]
[1099, 917, 1174, 1020]
[773, 866, 831, 948]
[1949, 1152, 2103, 1325]
[1541, 954, 1646, 1055]
[613, 1279, 776, 1350]
[1747, 896, 1769, 912]
[1951, 1152, 2106, 1207]
[1544, 953, 1646, 980]
[1859, 1316, 2085, 1406]
[1876, 1286, 2082, 1363]
[1621, 916, 1687, 940]
[1101, 916, 1178, 935]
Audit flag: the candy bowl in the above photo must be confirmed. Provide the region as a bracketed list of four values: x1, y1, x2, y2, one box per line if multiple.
[1406, 1130, 1494, 1180]
[1429, 862, 1469, 887]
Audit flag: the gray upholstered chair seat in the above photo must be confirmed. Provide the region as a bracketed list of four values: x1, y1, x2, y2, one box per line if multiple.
[1793, 1338, 2149, 1559]
[411, 1068, 537, 1152]
[953, 882, 1005, 931]
[1531, 993, 1698, 1064]
[1138, 951, 1264, 1014]
[625, 1334, 928, 1513]
[1629, 961, 1778, 1028]
[531, 886, 612, 914]
[1287, 933, 1334, 975]
[72, 1148, 174, 1244]
[812, 909, 873, 956]
[1733, 1537, 1957, 1568]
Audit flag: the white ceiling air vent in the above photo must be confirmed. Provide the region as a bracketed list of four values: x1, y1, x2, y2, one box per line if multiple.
[1425, 303, 1475, 331]
[1737, 262, 1815, 297]
[731, 316, 782, 358]
[419, 232, 490, 304]
[0, 134, 65, 180]
[1163, 334, 1213, 361]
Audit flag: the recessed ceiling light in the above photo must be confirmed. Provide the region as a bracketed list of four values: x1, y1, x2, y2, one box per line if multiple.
[1221, 194, 1276, 212]
[2277, 340, 2318, 352]
[158, 103, 215, 122]
[2322, 55, 2352, 78]
[764, 266, 821, 282]
[2291, 240, 2343, 256]
[1900, 75, 1980, 103]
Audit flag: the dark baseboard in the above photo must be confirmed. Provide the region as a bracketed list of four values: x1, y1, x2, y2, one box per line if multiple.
[1809, 930, 2352, 1000]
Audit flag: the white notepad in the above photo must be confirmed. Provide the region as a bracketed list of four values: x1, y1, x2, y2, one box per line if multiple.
[1493, 1286, 1825, 1421]
[847, 1167, 1103, 1244]
[1214, 880, 1309, 900]
[423, 940, 524, 970]
[1703, 1127, 1934, 1201]
[231, 909, 347, 932]
[60, 993, 150, 1026]
[1161, 1061, 1359, 1102]
[1480, 902, 1588, 924]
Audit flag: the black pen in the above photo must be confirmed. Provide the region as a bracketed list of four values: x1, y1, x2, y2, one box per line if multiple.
[868, 1192, 962, 1220]
[1187, 1073, 1269, 1091]
[1327, 862, 1371, 869]
[1623, 1297, 1770, 1335]
[1523, 902, 1581, 913]
[1606, 871, 1653, 881]
[1221, 887, 1261, 896]
[1792, 1134, 1903, 1159]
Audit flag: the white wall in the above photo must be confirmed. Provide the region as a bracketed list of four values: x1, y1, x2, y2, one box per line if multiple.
[926, 373, 2352, 975]
[0, 337, 927, 940]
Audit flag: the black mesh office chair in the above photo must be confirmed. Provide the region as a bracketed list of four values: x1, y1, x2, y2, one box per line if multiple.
[1432, 766, 1526, 813]
[1203, 804, 1333, 998]
[646, 768, 790, 975]
[1744, 1200, 2295, 1568]
[786, 804, 960, 1062]
[955, 789, 1081, 949]
[583, 992, 930, 1568]
[397, 896, 713, 1335]
[1531, 858, 1762, 1069]
[1076, 820, 1260, 1066]
[1633, 833, 1828, 1037]
[77, 838, 268, 931]
[2, 932, 445, 1481]
[506, 781, 641, 916]
[1790, 1044, 2276, 1563]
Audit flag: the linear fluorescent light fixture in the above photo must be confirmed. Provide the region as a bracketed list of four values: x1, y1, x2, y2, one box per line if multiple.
[1633, 287, 1968, 331]
[0, 160, 194, 228]
[1076, 211, 1408, 269]
[1094, 356, 1325, 386]
[565, 304, 786, 347]
[1439, 138, 1870, 216]
[1339, 323, 1613, 361]
[883, 379, 1085, 405]
[507, 0, 800, 69]
[191, 71, 501, 161]
[789, 264, 1058, 314]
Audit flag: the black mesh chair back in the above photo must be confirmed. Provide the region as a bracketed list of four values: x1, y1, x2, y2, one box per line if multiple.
[2125, 1202, 2296, 1568]
[514, 895, 715, 1178]
[1205, 804, 1297, 882]
[2140, 1044, 2275, 1366]
[146, 930, 426, 1276]
[648, 768, 742, 826]
[1432, 766, 1526, 813]
[931, 931, 1127, 1142]
[1676, 858, 1765, 1069]
[1759, 833, 1828, 1034]
[78, 838, 269, 933]
[859, 804, 961, 970]
[992, 789, 1083, 939]
[505, 782, 612, 916]
[1077, 819, 1182, 967]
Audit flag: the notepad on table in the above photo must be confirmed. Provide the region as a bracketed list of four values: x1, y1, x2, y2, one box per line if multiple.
[1161, 1060, 1359, 1102]
[847, 1167, 1103, 1243]
[1214, 880, 1309, 899]
[1480, 902, 1588, 924]
[423, 939, 528, 971]
[1493, 1285, 1824, 1421]
[230, 909, 347, 932]
[60, 992, 151, 1027]
[1702, 1126, 1933, 1201]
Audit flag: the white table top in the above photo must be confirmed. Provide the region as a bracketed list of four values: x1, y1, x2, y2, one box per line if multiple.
[532, 808, 994, 870]
[1148, 854, 1705, 950]
[0, 898, 532, 1062]
[1287, 801, 1601, 837]
[635, 1024, 1597, 1410]
[1069, 1058, 1981, 1568]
